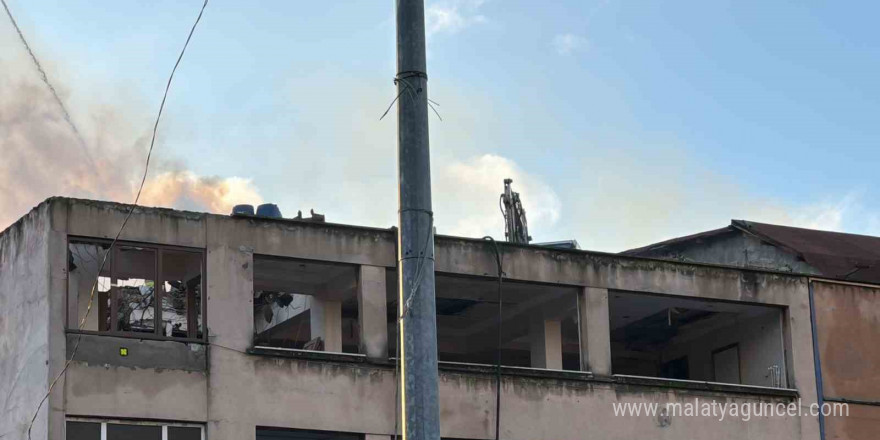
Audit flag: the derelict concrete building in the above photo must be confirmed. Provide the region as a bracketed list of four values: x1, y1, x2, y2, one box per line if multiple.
[1, 197, 874, 440]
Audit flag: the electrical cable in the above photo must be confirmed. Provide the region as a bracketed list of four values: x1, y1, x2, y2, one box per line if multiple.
[399, 216, 434, 320]
[483, 236, 504, 440]
[1, 0, 96, 169]
[379, 75, 442, 121]
[25, 2, 209, 438]
[393, 215, 433, 440]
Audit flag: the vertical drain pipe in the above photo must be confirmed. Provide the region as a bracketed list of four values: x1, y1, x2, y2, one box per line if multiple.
[808, 279, 826, 440]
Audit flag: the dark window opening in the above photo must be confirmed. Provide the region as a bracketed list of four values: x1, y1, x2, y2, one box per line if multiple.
[660, 356, 689, 380]
[712, 344, 741, 383]
[66, 421, 100, 440]
[66, 420, 203, 440]
[107, 423, 161, 440]
[67, 239, 205, 340]
[253, 255, 360, 354]
[388, 271, 581, 370]
[256, 427, 362, 440]
[609, 291, 787, 387]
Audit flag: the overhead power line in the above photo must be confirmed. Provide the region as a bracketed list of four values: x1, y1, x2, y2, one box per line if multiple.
[25, 1, 210, 439]
[1, 0, 96, 169]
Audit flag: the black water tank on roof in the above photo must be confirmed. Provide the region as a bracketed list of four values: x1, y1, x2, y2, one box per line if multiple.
[232, 204, 254, 215]
[256, 203, 282, 218]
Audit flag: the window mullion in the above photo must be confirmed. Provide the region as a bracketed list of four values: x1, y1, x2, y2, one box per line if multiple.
[109, 248, 118, 334]
[156, 250, 163, 336]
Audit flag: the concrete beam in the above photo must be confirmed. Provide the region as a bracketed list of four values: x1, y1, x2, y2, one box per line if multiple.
[530, 319, 562, 369]
[580, 287, 612, 375]
[310, 297, 342, 352]
[358, 265, 388, 360]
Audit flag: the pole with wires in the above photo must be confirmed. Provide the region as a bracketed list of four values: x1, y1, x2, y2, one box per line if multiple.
[396, 0, 440, 439]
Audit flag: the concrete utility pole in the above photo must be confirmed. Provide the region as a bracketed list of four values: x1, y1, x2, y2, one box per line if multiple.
[396, 0, 440, 440]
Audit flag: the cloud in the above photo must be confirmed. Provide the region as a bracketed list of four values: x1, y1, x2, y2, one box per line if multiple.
[435, 154, 561, 239]
[272, 71, 880, 252]
[426, 0, 488, 36]
[553, 33, 588, 55]
[4, 27, 876, 256]
[552, 145, 879, 252]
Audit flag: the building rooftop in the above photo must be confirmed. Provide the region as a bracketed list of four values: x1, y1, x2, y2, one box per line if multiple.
[624, 219, 880, 284]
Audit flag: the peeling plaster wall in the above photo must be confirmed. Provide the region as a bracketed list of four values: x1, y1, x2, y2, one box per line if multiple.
[203, 353, 809, 440]
[12, 198, 824, 440]
[63, 362, 207, 422]
[0, 203, 51, 440]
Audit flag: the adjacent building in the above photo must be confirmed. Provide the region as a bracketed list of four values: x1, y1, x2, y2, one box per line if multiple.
[627, 220, 880, 438]
[623, 219, 880, 284]
[1, 198, 874, 440]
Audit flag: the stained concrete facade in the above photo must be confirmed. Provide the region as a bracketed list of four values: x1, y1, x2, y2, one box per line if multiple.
[0, 198, 828, 440]
[625, 226, 819, 275]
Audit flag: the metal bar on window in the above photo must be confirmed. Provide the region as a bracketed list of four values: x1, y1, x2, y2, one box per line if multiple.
[110, 247, 119, 333]
[157, 250, 164, 336]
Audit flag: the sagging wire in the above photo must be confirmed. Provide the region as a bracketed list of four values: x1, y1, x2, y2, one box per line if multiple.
[379, 76, 442, 121]
[483, 236, 504, 440]
[25, 1, 209, 438]
[399, 215, 434, 320]
[1, 0, 96, 169]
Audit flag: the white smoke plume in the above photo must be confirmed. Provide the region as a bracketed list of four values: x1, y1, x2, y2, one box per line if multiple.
[0, 61, 262, 231]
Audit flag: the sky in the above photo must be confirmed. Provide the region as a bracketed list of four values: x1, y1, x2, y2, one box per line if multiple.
[1, 0, 879, 252]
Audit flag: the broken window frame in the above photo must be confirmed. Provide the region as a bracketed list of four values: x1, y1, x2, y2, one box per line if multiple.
[390, 271, 583, 370]
[252, 254, 362, 354]
[65, 417, 205, 440]
[66, 236, 207, 343]
[608, 289, 790, 388]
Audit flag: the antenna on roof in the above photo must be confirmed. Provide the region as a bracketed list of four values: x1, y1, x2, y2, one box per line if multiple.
[500, 178, 531, 244]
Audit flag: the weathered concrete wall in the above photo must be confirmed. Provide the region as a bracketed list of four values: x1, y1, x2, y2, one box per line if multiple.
[64, 334, 207, 372]
[63, 361, 207, 422]
[19, 198, 823, 440]
[0, 203, 51, 440]
[629, 230, 819, 275]
[64, 198, 396, 268]
[436, 236, 806, 306]
[200, 352, 809, 440]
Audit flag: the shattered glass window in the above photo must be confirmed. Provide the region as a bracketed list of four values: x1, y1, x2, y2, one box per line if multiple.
[114, 247, 157, 334]
[67, 241, 113, 332]
[67, 238, 204, 340]
[161, 250, 203, 338]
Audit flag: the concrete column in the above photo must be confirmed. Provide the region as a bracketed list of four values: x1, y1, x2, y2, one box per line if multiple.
[580, 287, 612, 375]
[48, 203, 69, 440]
[358, 265, 388, 360]
[529, 318, 563, 369]
[310, 297, 342, 352]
